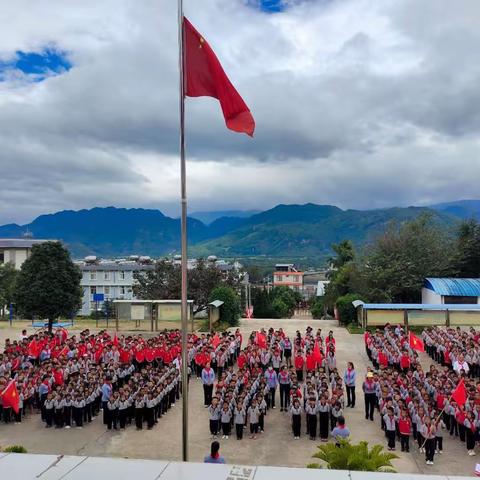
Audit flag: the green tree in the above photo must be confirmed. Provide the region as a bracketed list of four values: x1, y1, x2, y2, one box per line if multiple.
[272, 297, 289, 318]
[310, 297, 325, 319]
[363, 214, 454, 302]
[133, 259, 180, 301]
[209, 286, 241, 327]
[251, 288, 275, 318]
[134, 258, 240, 314]
[308, 439, 397, 472]
[329, 240, 355, 269]
[336, 293, 361, 325]
[15, 242, 82, 332]
[0, 263, 18, 319]
[452, 219, 480, 277]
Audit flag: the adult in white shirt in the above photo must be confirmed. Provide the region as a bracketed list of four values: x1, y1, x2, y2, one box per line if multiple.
[453, 354, 469, 374]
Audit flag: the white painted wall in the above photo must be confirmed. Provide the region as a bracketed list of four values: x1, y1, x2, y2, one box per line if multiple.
[422, 287, 442, 304]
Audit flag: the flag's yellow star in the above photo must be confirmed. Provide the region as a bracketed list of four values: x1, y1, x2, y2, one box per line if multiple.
[199, 37, 205, 48]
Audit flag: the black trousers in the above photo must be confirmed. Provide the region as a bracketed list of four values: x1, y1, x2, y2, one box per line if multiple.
[73, 407, 83, 427]
[466, 429, 475, 450]
[296, 370, 303, 382]
[64, 406, 72, 426]
[280, 384, 290, 409]
[268, 388, 276, 408]
[135, 408, 143, 429]
[364, 393, 375, 420]
[400, 434, 409, 452]
[45, 409, 53, 426]
[346, 386, 356, 407]
[319, 412, 329, 439]
[307, 413, 317, 439]
[119, 409, 127, 429]
[203, 384, 213, 406]
[386, 430, 396, 449]
[221, 422, 231, 435]
[209, 419, 219, 435]
[425, 438, 435, 462]
[54, 409, 63, 428]
[236, 423, 243, 439]
[292, 414, 301, 437]
[435, 436, 443, 452]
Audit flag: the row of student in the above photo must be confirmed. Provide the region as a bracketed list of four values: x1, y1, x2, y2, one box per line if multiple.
[422, 326, 480, 377]
[0, 327, 190, 429]
[207, 368, 268, 440]
[364, 326, 480, 463]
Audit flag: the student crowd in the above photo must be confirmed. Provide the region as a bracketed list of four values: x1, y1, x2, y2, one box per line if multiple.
[0, 327, 191, 430]
[203, 326, 351, 443]
[363, 325, 480, 466]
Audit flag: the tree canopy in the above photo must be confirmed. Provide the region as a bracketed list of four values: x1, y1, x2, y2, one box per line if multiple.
[14, 242, 82, 331]
[0, 262, 18, 318]
[133, 258, 240, 314]
[324, 214, 480, 318]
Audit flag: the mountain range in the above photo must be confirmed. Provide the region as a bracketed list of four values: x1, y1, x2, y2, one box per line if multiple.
[0, 200, 478, 259]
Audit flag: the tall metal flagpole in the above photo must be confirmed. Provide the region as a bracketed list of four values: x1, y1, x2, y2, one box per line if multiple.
[177, 0, 189, 463]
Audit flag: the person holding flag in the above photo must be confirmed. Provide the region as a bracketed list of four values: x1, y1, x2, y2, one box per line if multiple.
[409, 331, 425, 352]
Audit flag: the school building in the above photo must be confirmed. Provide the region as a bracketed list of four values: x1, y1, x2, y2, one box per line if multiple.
[0, 238, 51, 269]
[422, 277, 480, 304]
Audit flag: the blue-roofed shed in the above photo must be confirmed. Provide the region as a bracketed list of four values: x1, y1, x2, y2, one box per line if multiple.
[422, 278, 480, 304]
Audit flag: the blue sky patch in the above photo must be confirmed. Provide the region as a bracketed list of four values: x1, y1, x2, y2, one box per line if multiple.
[0, 48, 71, 82]
[247, 0, 287, 13]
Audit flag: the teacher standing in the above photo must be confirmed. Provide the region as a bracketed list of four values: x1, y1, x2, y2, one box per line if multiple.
[343, 362, 356, 408]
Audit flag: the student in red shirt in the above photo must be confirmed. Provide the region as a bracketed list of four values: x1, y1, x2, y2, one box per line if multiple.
[399, 410, 411, 453]
[305, 349, 316, 374]
[400, 351, 410, 373]
[294, 350, 305, 382]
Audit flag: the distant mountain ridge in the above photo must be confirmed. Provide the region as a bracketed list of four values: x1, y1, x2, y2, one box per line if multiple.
[0, 200, 475, 259]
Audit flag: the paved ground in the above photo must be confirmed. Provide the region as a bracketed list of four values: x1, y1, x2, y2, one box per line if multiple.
[0, 319, 478, 475]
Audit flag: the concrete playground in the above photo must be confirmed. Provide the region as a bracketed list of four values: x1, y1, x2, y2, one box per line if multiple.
[0, 318, 478, 476]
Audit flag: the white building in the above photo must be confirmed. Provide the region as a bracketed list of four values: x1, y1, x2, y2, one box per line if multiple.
[422, 278, 480, 304]
[76, 257, 155, 316]
[0, 238, 51, 269]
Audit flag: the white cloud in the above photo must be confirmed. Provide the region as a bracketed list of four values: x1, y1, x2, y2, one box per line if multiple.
[0, 0, 479, 224]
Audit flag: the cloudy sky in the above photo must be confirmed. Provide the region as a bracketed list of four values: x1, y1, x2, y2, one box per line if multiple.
[1, 0, 480, 225]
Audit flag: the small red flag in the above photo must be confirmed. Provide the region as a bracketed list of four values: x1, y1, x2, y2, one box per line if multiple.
[183, 17, 255, 137]
[452, 379, 467, 406]
[409, 332, 425, 352]
[28, 339, 39, 359]
[112, 334, 119, 347]
[212, 334, 220, 349]
[1, 380, 20, 414]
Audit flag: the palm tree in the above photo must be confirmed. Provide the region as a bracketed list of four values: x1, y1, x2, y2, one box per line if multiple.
[308, 439, 398, 472]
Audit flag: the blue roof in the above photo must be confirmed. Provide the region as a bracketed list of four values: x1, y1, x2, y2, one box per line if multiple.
[424, 278, 480, 296]
[358, 303, 480, 311]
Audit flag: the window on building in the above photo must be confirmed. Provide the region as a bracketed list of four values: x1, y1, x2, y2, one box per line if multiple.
[0, 252, 4, 264]
[277, 275, 283, 282]
[104, 271, 110, 281]
[119, 286, 126, 296]
[104, 286, 110, 298]
[90, 286, 96, 295]
[89, 272, 97, 280]
[444, 296, 478, 304]
[119, 271, 125, 280]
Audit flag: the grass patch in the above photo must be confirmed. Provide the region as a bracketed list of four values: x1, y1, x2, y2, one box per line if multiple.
[346, 324, 364, 334]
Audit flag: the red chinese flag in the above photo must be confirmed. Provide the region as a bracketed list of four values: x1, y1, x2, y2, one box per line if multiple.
[28, 339, 39, 358]
[212, 334, 220, 349]
[1, 381, 20, 414]
[183, 17, 255, 137]
[409, 332, 425, 352]
[452, 379, 467, 406]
